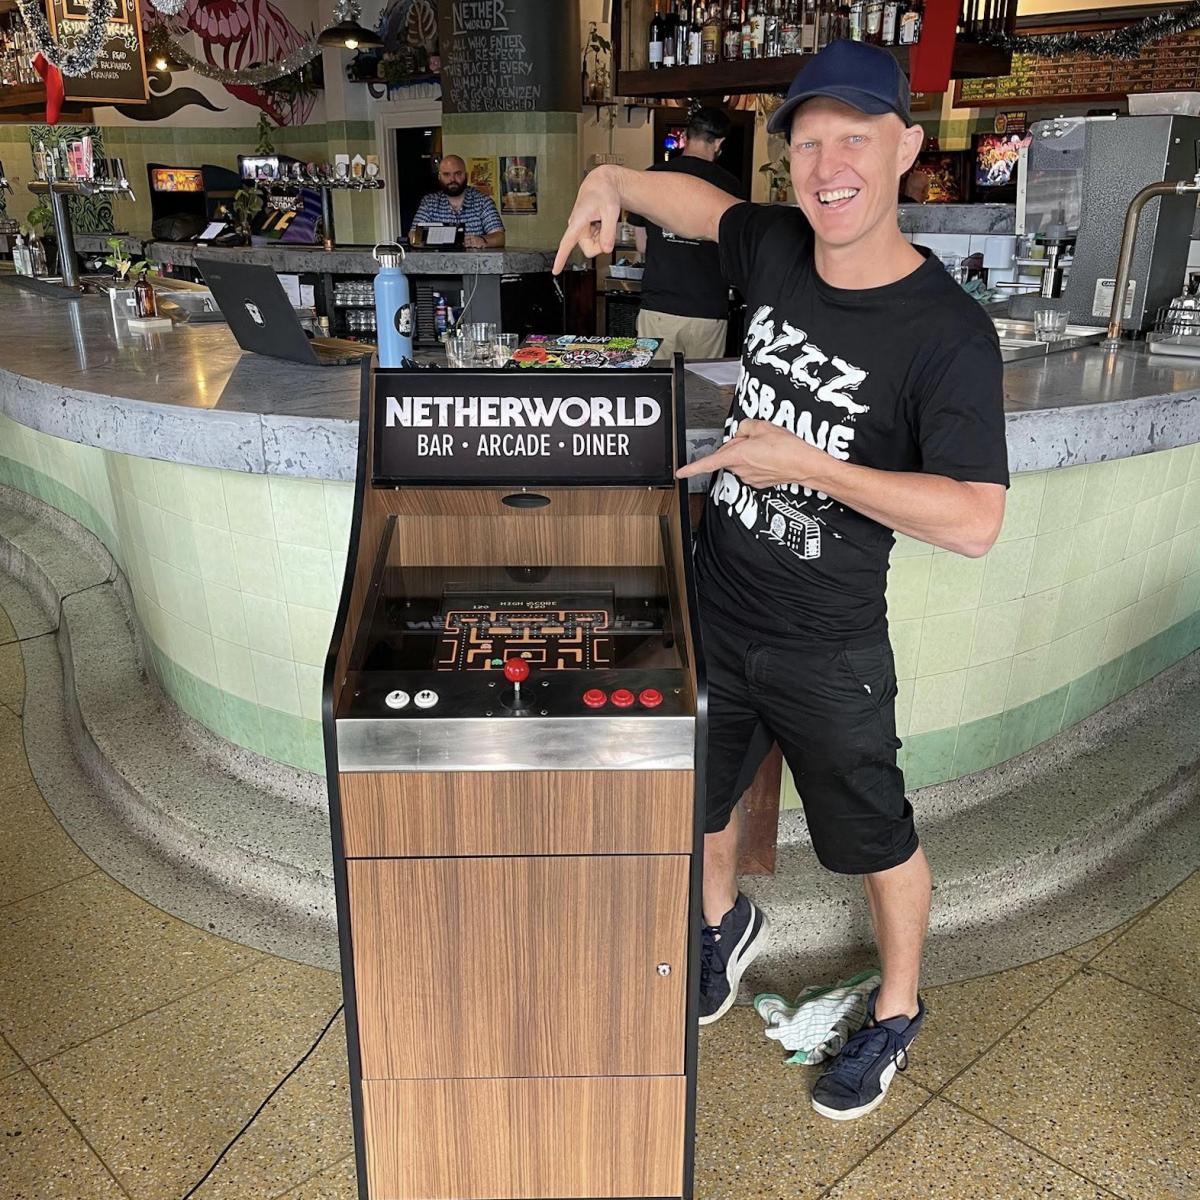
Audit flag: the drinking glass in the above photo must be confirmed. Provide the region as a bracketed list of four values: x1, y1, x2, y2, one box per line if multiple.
[492, 333, 520, 364]
[444, 332, 476, 368]
[1033, 308, 1069, 342]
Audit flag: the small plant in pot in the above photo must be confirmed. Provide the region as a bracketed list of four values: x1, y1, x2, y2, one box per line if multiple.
[758, 156, 792, 204]
[582, 21, 611, 104]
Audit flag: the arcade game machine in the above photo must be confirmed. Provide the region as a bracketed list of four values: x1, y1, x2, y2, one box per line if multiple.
[324, 354, 706, 1200]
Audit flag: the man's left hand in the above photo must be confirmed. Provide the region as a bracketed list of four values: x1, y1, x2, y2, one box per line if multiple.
[465, 235, 487, 249]
[677, 419, 827, 490]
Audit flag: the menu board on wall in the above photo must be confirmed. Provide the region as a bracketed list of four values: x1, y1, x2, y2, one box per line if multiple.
[49, 0, 149, 106]
[955, 30, 1200, 108]
[437, 0, 580, 114]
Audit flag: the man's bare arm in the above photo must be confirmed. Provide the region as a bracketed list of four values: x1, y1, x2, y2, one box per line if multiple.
[553, 165, 738, 273]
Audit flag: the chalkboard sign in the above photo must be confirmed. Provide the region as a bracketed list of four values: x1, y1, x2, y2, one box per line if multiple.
[373, 369, 676, 488]
[49, 0, 149, 106]
[436, 0, 581, 114]
[955, 28, 1200, 109]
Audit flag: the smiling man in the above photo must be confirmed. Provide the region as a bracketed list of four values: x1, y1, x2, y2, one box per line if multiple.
[554, 41, 1009, 1121]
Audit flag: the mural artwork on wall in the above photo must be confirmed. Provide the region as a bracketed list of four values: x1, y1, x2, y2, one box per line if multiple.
[120, 0, 318, 126]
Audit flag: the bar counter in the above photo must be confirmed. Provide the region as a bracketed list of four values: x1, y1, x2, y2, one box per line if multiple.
[2, 286, 1198, 794]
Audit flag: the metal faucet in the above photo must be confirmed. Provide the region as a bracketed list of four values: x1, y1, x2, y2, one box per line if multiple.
[27, 158, 136, 290]
[0, 159, 12, 195]
[1102, 169, 1200, 347]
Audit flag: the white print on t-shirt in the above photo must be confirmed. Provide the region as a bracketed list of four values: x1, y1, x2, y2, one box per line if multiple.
[710, 303, 871, 562]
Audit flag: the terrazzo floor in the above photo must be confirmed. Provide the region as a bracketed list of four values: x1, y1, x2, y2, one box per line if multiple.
[1, 597, 1197, 1200]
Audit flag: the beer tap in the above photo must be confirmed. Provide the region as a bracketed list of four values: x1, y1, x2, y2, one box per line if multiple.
[28, 155, 138, 290]
[1103, 169, 1200, 347]
[0, 159, 12, 196]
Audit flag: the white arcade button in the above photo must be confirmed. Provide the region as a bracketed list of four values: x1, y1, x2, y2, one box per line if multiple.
[414, 689, 439, 709]
[385, 690, 410, 710]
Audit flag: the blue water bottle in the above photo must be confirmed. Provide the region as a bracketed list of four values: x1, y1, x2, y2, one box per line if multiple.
[373, 243, 413, 366]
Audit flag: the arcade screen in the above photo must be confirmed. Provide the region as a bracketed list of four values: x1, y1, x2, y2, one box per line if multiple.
[352, 566, 683, 676]
[150, 168, 203, 193]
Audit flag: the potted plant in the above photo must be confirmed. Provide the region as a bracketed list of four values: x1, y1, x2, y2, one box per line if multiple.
[582, 21, 611, 104]
[231, 184, 264, 243]
[103, 236, 158, 317]
[758, 155, 792, 203]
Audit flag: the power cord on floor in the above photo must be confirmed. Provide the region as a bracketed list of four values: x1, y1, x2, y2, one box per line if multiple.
[178, 1003, 345, 1200]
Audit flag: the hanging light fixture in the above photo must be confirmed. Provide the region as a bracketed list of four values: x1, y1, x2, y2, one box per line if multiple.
[317, 0, 382, 50]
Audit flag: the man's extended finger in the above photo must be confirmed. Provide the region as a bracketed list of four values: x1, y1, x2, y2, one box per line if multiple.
[553, 215, 589, 275]
[677, 443, 739, 478]
[598, 204, 618, 255]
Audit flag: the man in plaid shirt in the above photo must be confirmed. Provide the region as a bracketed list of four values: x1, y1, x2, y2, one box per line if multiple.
[410, 155, 506, 249]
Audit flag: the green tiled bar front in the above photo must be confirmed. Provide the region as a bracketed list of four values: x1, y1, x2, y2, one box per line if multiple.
[2, 411, 1199, 784]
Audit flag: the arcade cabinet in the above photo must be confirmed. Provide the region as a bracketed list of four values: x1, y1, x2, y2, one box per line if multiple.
[324, 357, 706, 1199]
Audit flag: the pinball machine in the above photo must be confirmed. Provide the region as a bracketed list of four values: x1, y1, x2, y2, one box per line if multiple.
[323, 357, 705, 1199]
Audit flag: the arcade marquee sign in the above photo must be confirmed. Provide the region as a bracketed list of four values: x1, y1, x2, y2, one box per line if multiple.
[373, 369, 676, 487]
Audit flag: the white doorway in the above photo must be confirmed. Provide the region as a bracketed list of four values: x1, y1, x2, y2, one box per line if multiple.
[374, 95, 443, 243]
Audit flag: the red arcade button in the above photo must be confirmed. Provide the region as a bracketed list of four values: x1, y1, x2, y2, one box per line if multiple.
[583, 689, 607, 708]
[611, 689, 635, 708]
[639, 688, 663, 708]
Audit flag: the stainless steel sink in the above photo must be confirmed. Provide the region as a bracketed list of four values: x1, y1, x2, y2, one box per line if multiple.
[992, 317, 1104, 362]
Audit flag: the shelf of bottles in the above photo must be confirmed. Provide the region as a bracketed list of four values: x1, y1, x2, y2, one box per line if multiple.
[614, 0, 1013, 97]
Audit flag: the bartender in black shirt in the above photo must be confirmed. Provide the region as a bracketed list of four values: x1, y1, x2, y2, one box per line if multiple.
[629, 107, 744, 360]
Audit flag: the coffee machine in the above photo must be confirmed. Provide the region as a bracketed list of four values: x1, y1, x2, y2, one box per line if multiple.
[1012, 114, 1200, 334]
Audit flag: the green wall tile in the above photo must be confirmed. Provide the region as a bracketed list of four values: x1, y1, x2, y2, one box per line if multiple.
[242, 593, 292, 659]
[1079, 459, 1119, 518]
[1115, 643, 1147, 697]
[250, 650, 300, 716]
[260, 707, 307, 767]
[1026, 527, 1073, 595]
[904, 727, 959, 789]
[1051, 577, 1089, 642]
[998, 470, 1046, 542]
[1015, 587, 1060, 654]
[979, 537, 1034, 606]
[952, 714, 1001, 777]
[960, 658, 1012, 724]
[1006, 644, 1047, 708]
[1032, 684, 1069, 744]
[916, 610, 975, 676]
[970, 599, 1023, 666]
[1038, 466, 1086, 534]
[926, 552, 986, 616]
[910, 670, 966, 734]
[996, 699, 1039, 764]
[1062, 671, 1097, 729]
[302, 720, 327, 776]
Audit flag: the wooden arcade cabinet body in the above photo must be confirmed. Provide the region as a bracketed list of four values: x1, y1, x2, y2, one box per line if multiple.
[323, 359, 706, 1199]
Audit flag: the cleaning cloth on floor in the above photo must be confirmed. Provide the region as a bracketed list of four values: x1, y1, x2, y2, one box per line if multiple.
[754, 969, 882, 1064]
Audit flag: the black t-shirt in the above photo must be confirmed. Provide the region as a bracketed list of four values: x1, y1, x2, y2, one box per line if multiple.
[629, 156, 745, 320]
[695, 203, 1009, 644]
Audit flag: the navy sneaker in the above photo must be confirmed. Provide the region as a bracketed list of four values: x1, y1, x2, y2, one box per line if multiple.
[811, 986, 925, 1120]
[699, 893, 768, 1026]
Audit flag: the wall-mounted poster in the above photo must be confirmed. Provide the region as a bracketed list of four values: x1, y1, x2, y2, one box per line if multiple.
[468, 156, 499, 206]
[500, 156, 537, 215]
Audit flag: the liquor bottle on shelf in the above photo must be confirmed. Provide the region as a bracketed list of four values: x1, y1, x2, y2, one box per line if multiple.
[780, 0, 800, 53]
[898, 0, 922, 43]
[649, 1, 665, 67]
[749, 0, 764, 56]
[799, 0, 816, 51]
[688, 2, 704, 65]
[763, 0, 780, 56]
[849, 0, 865, 40]
[741, 0, 752, 57]
[133, 271, 157, 319]
[881, 0, 900, 44]
[865, 0, 883, 42]
[663, 1, 679, 67]
[817, 0, 833, 47]
[835, 3, 852, 39]
[724, 0, 741, 58]
[703, 3, 723, 62]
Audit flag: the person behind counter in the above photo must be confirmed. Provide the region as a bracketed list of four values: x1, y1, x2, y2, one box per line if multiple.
[410, 154, 506, 249]
[629, 106, 745, 360]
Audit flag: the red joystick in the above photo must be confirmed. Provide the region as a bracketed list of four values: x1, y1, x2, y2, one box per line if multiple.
[504, 658, 530, 683]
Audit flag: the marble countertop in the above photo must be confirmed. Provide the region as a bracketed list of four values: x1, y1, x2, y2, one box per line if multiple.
[0, 285, 1198, 482]
[73, 235, 562, 276]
